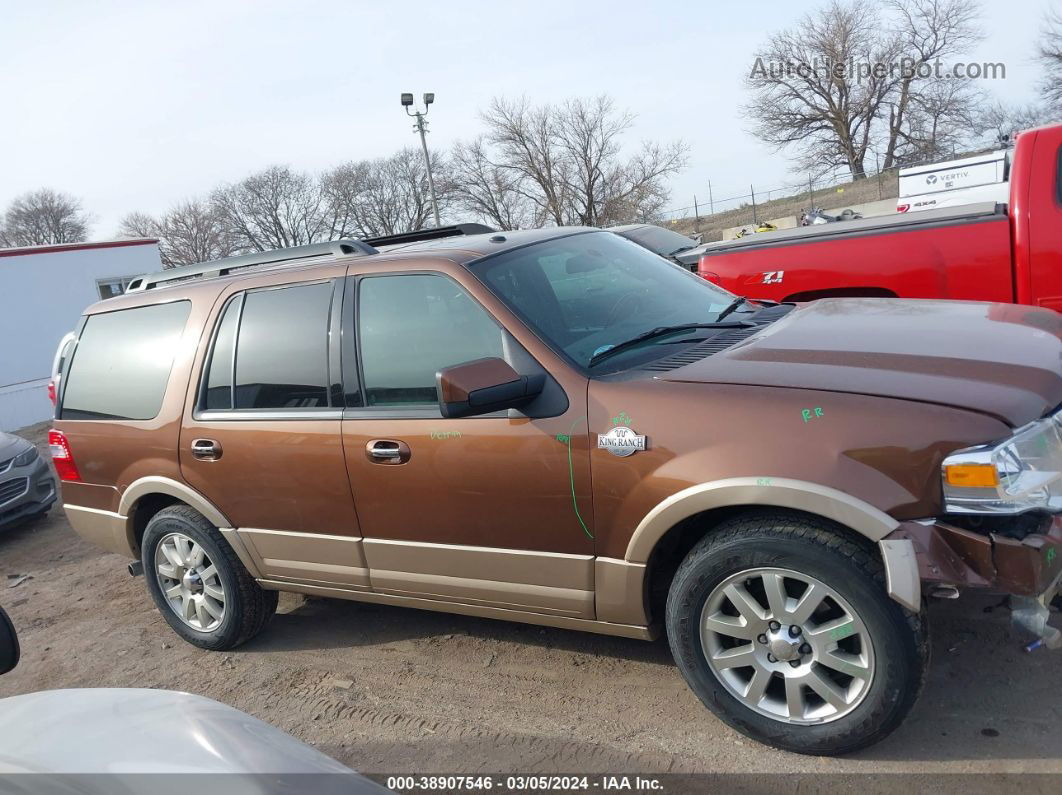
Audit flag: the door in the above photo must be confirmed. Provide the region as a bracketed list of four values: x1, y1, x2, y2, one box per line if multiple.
[180, 279, 368, 590]
[340, 271, 596, 618]
[1025, 134, 1062, 310]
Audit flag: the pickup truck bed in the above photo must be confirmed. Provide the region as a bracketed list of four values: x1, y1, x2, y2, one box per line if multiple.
[698, 202, 1015, 304]
[697, 123, 1062, 311]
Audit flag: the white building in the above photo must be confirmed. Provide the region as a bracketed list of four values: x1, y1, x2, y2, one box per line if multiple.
[0, 239, 162, 431]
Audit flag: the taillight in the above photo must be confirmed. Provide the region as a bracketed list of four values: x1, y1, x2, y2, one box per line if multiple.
[47, 380, 57, 406]
[897, 204, 910, 213]
[48, 429, 81, 481]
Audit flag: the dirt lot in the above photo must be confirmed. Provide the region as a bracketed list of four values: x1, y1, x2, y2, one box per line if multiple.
[1, 424, 1061, 780]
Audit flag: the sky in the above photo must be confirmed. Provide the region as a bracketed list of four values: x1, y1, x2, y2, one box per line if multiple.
[0, 0, 1051, 238]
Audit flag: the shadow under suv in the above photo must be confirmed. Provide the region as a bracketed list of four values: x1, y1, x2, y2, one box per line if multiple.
[51, 226, 1062, 755]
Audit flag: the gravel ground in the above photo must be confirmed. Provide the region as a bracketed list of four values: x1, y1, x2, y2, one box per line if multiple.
[1, 423, 1061, 783]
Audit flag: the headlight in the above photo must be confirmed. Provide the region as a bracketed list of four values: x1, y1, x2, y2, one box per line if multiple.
[942, 413, 1062, 514]
[11, 447, 38, 467]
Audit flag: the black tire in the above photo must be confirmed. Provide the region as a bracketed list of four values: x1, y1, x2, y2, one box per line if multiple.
[141, 505, 278, 650]
[665, 510, 928, 756]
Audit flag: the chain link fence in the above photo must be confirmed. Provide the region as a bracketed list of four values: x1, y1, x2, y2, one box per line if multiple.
[658, 163, 910, 242]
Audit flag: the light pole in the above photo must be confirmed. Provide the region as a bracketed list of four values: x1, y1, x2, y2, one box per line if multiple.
[401, 92, 441, 228]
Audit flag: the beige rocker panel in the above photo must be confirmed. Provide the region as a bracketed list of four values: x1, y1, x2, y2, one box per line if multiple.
[236, 528, 370, 589]
[258, 578, 656, 641]
[363, 538, 595, 618]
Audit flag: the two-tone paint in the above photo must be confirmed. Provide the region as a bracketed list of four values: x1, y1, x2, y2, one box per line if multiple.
[56, 229, 1062, 639]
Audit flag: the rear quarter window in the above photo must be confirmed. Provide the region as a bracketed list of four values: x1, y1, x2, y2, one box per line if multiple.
[60, 301, 191, 420]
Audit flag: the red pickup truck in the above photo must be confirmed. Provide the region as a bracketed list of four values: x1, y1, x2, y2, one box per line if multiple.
[698, 123, 1062, 310]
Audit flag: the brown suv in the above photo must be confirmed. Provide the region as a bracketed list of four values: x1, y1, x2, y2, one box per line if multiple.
[52, 227, 1062, 755]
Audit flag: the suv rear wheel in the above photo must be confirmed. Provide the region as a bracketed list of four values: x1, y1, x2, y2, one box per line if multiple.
[141, 505, 278, 650]
[665, 511, 928, 755]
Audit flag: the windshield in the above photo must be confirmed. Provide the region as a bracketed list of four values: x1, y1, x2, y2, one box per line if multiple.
[618, 225, 698, 256]
[471, 231, 738, 369]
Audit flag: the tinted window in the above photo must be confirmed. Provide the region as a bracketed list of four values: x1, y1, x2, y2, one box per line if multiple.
[619, 226, 696, 257]
[358, 274, 504, 406]
[233, 283, 331, 409]
[202, 296, 240, 410]
[61, 301, 191, 420]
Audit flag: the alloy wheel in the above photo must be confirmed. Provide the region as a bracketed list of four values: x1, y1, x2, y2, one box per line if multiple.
[700, 567, 875, 724]
[154, 532, 226, 631]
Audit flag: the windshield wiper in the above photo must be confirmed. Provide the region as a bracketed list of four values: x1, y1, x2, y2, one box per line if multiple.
[714, 296, 749, 322]
[588, 320, 754, 367]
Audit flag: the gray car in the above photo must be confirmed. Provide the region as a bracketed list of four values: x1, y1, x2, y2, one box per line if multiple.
[0, 606, 387, 792]
[0, 432, 56, 529]
[609, 223, 706, 271]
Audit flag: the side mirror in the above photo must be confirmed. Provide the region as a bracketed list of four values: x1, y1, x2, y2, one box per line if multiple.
[437, 357, 544, 419]
[0, 605, 19, 675]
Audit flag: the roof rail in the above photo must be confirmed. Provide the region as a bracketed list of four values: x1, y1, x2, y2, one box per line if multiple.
[124, 239, 376, 293]
[364, 223, 496, 248]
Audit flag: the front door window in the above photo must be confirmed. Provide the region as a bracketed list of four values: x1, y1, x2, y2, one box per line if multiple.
[358, 273, 505, 407]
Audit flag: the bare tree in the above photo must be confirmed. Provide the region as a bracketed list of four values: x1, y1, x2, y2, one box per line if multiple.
[475, 96, 686, 226]
[211, 166, 329, 252]
[1039, 8, 1062, 110]
[450, 136, 538, 229]
[0, 188, 90, 246]
[976, 101, 1059, 145]
[895, 78, 984, 163]
[116, 211, 159, 242]
[119, 199, 236, 268]
[882, 0, 982, 168]
[745, 0, 900, 179]
[745, 0, 982, 178]
[322, 148, 450, 238]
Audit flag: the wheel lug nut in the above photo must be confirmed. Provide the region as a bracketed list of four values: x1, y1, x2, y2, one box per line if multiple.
[789, 625, 801, 637]
[800, 643, 812, 655]
[789, 659, 801, 668]
[769, 621, 781, 631]
[767, 653, 777, 663]
[757, 634, 768, 645]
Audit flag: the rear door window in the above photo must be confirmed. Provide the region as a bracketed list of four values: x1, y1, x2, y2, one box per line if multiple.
[60, 301, 191, 420]
[201, 282, 333, 411]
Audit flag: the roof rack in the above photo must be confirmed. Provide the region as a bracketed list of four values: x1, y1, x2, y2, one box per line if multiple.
[124, 239, 377, 293]
[364, 223, 496, 248]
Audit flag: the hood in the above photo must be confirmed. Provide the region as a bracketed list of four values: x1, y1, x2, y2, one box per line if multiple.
[0, 688, 380, 784]
[657, 298, 1062, 428]
[0, 432, 29, 461]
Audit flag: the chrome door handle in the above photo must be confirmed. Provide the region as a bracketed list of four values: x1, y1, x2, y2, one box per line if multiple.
[191, 438, 223, 461]
[365, 439, 410, 464]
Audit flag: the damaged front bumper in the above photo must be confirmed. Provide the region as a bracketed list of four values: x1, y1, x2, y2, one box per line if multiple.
[885, 515, 1062, 650]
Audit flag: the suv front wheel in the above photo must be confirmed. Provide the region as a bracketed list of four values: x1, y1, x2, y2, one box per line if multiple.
[141, 505, 278, 650]
[666, 511, 928, 755]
